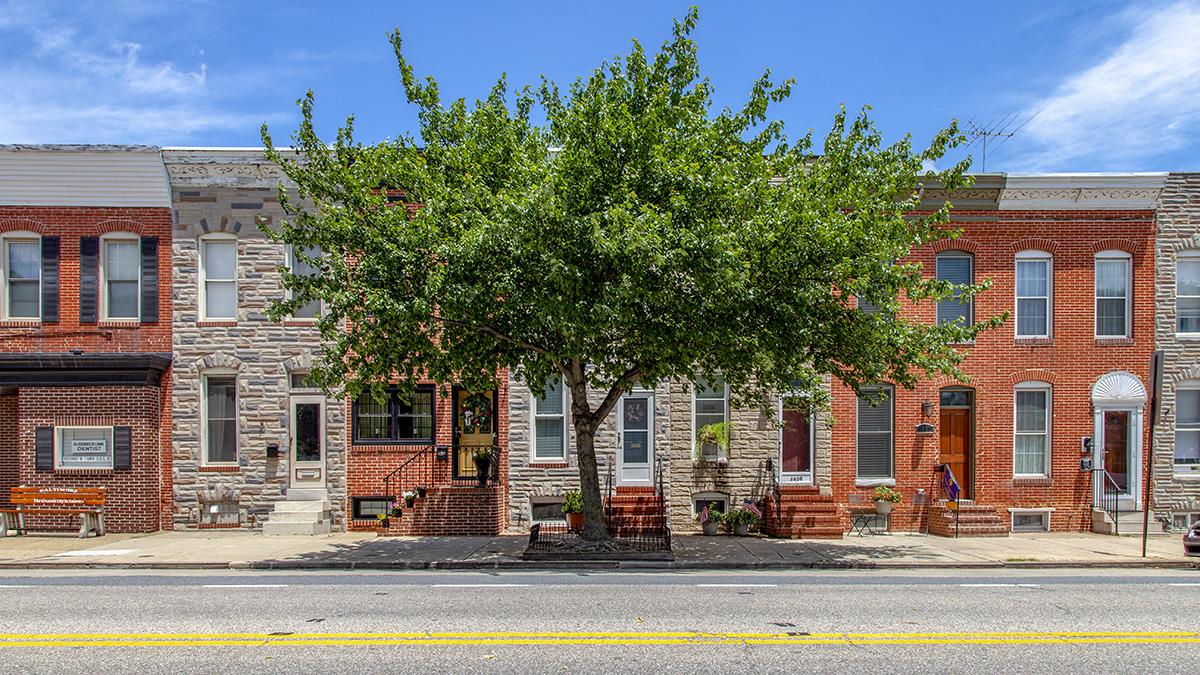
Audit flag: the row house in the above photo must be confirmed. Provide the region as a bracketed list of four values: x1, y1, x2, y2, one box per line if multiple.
[0, 145, 173, 533]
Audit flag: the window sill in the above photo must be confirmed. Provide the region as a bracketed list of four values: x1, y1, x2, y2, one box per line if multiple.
[283, 319, 319, 327]
[855, 478, 895, 488]
[54, 468, 113, 475]
[1014, 337, 1053, 346]
[530, 462, 569, 468]
[196, 320, 238, 327]
[0, 319, 40, 328]
[98, 319, 140, 327]
[1172, 471, 1200, 481]
[1013, 476, 1053, 486]
[199, 465, 240, 472]
[1175, 333, 1200, 340]
[352, 441, 435, 447]
[1095, 337, 1134, 346]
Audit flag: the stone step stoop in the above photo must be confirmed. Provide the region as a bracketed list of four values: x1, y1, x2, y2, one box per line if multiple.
[263, 489, 333, 536]
[762, 488, 844, 540]
[1091, 509, 1154, 536]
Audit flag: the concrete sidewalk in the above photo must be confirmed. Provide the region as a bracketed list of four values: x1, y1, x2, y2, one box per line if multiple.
[0, 529, 1196, 570]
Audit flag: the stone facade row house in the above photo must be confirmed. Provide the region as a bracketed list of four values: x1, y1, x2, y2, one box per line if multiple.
[2, 143, 1198, 540]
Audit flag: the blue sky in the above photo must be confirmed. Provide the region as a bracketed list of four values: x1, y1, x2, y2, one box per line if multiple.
[1, 0, 1198, 173]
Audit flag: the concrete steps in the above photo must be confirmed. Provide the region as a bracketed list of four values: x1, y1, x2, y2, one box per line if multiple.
[929, 500, 1008, 537]
[1091, 509, 1156, 536]
[263, 489, 332, 536]
[762, 486, 843, 539]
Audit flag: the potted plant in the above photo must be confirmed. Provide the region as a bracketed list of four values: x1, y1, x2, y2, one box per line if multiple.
[403, 489, 418, 508]
[694, 421, 730, 463]
[696, 501, 723, 536]
[375, 512, 390, 532]
[872, 486, 902, 515]
[472, 446, 495, 487]
[725, 505, 759, 536]
[561, 489, 584, 531]
[390, 500, 403, 517]
[416, 485, 428, 499]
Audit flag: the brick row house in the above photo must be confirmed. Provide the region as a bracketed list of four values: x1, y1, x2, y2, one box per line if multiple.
[0, 145, 173, 533]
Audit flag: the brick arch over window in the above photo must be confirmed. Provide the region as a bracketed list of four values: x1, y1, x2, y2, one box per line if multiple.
[1089, 238, 1140, 255]
[1010, 239, 1059, 255]
[180, 217, 246, 239]
[1168, 236, 1200, 253]
[931, 238, 980, 255]
[1009, 369, 1058, 386]
[93, 219, 146, 237]
[1172, 367, 1200, 383]
[931, 375, 975, 389]
[0, 218, 47, 235]
[195, 352, 243, 374]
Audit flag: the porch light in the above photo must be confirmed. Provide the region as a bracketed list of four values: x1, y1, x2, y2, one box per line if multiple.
[921, 400, 935, 418]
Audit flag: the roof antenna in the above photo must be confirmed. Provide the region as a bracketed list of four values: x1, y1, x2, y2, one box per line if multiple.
[963, 112, 1038, 172]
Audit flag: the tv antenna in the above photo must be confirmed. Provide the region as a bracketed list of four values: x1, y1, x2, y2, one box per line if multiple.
[964, 112, 1038, 172]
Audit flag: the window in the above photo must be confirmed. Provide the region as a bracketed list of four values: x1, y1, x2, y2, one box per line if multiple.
[857, 295, 881, 315]
[693, 376, 727, 460]
[351, 496, 392, 520]
[101, 235, 139, 320]
[856, 385, 893, 479]
[56, 427, 114, 469]
[1014, 382, 1051, 477]
[1095, 251, 1131, 338]
[353, 388, 434, 443]
[692, 494, 728, 518]
[200, 235, 236, 320]
[204, 375, 237, 464]
[1015, 251, 1051, 338]
[288, 246, 321, 319]
[1178, 253, 1200, 333]
[936, 251, 972, 327]
[1175, 388, 1200, 471]
[1011, 509, 1052, 532]
[532, 379, 567, 462]
[530, 498, 566, 523]
[3, 234, 39, 319]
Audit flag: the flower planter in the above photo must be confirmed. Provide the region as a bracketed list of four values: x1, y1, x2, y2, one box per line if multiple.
[566, 513, 584, 531]
[416, 488, 427, 498]
[391, 507, 403, 517]
[701, 520, 720, 536]
[475, 457, 492, 487]
[404, 497, 416, 508]
[733, 522, 750, 536]
[874, 500, 894, 515]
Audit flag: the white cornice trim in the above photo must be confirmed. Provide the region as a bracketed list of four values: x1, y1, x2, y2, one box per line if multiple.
[162, 148, 295, 187]
[1000, 173, 1166, 210]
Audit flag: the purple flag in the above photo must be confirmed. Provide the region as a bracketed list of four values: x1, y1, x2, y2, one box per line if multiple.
[941, 467, 960, 501]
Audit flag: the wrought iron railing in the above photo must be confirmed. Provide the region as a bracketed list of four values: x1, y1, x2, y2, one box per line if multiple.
[1095, 468, 1126, 535]
[381, 443, 502, 504]
[766, 458, 781, 537]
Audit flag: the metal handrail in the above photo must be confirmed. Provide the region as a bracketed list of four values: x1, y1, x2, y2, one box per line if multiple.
[1096, 469, 1126, 535]
[766, 458, 780, 538]
[382, 445, 433, 503]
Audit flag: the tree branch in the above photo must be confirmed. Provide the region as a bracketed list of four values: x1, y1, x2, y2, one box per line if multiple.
[430, 314, 552, 356]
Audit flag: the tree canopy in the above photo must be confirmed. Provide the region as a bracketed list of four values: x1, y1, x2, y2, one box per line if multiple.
[261, 8, 1002, 539]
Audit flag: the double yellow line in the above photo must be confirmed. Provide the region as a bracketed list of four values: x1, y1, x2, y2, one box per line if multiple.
[1, 631, 1198, 646]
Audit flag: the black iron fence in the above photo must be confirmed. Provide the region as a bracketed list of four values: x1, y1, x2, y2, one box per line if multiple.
[381, 443, 502, 503]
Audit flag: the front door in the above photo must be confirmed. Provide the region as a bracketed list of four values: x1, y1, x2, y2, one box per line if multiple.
[290, 396, 325, 489]
[618, 393, 653, 485]
[939, 391, 973, 499]
[454, 390, 495, 479]
[779, 397, 813, 484]
[1098, 407, 1140, 508]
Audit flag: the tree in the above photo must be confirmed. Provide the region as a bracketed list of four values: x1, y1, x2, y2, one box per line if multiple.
[261, 9, 1002, 541]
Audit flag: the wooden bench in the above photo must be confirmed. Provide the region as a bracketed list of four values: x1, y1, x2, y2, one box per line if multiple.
[0, 487, 106, 538]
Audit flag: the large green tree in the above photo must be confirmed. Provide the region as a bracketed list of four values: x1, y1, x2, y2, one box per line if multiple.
[262, 9, 1000, 540]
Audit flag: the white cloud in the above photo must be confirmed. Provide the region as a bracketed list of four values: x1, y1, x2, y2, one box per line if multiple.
[1011, 1, 1200, 171]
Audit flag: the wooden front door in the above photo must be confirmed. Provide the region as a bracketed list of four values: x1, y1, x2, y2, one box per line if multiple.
[939, 407, 972, 499]
[454, 390, 495, 479]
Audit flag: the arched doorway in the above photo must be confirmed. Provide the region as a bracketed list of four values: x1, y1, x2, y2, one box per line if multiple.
[1091, 371, 1147, 509]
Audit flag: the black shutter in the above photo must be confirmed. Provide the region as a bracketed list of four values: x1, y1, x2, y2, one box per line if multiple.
[35, 426, 53, 471]
[40, 236, 59, 322]
[79, 237, 99, 323]
[113, 426, 132, 470]
[140, 237, 158, 323]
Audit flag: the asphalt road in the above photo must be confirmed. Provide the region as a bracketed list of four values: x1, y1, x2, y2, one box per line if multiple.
[0, 568, 1197, 674]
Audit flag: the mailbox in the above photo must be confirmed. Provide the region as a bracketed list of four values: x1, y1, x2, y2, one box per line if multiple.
[266, 443, 279, 459]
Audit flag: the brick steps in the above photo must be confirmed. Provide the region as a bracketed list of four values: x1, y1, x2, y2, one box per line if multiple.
[928, 501, 1008, 538]
[371, 486, 506, 536]
[762, 490, 844, 540]
[607, 487, 666, 536]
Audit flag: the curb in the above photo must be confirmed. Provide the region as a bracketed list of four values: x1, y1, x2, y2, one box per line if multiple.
[0, 560, 1195, 571]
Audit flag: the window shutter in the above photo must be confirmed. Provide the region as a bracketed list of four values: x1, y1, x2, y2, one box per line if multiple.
[140, 237, 159, 323]
[35, 426, 53, 471]
[40, 236, 59, 322]
[114, 426, 132, 470]
[79, 237, 99, 323]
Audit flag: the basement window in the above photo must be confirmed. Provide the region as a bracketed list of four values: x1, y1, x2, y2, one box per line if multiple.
[352, 496, 392, 520]
[1011, 509, 1052, 532]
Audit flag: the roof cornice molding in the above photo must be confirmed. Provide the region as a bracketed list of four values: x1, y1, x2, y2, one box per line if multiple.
[1000, 173, 1166, 210]
[162, 147, 295, 188]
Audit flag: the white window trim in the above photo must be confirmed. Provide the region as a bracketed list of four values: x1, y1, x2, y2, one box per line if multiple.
[1013, 380, 1052, 478]
[1010, 507, 1054, 532]
[529, 496, 567, 524]
[99, 232, 140, 321]
[202, 368, 238, 466]
[778, 394, 814, 484]
[692, 377, 729, 462]
[287, 245, 322, 320]
[856, 385, 894, 480]
[1094, 250, 1132, 338]
[1014, 250, 1052, 339]
[55, 426, 114, 470]
[1, 231, 40, 321]
[531, 379, 569, 463]
[199, 233, 237, 321]
[1177, 251, 1200, 335]
[692, 491, 730, 518]
[1174, 382, 1200, 474]
[936, 250, 973, 327]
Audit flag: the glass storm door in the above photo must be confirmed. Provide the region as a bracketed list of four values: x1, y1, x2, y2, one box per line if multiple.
[290, 396, 325, 488]
[779, 398, 813, 484]
[618, 394, 653, 485]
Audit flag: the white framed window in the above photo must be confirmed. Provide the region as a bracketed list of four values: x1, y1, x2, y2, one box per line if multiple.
[1014, 381, 1051, 477]
[530, 497, 566, 523]
[288, 246, 321, 319]
[1173, 512, 1200, 530]
[1178, 252, 1200, 333]
[56, 426, 114, 470]
[693, 375, 727, 457]
[1174, 386, 1200, 472]
[1015, 251, 1051, 338]
[692, 492, 729, 518]
[1095, 250, 1131, 338]
[856, 385, 893, 479]
[199, 234, 237, 320]
[532, 378, 568, 462]
[1011, 508, 1053, 532]
[936, 251, 973, 327]
[2, 232, 40, 320]
[203, 372, 237, 464]
[101, 233, 140, 320]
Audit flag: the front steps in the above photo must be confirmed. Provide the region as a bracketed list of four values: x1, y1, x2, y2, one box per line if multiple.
[263, 488, 332, 536]
[376, 486, 506, 536]
[1091, 508, 1158, 536]
[928, 500, 1008, 537]
[762, 486, 843, 539]
[607, 486, 666, 536]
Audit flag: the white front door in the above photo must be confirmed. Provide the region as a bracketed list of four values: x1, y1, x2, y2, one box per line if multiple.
[290, 396, 325, 489]
[779, 397, 813, 484]
[618, 393, 653, 485]
[1094, 406, 1141, 508]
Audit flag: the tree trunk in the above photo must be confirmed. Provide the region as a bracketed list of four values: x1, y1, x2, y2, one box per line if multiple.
[573, 422, 608, 540]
